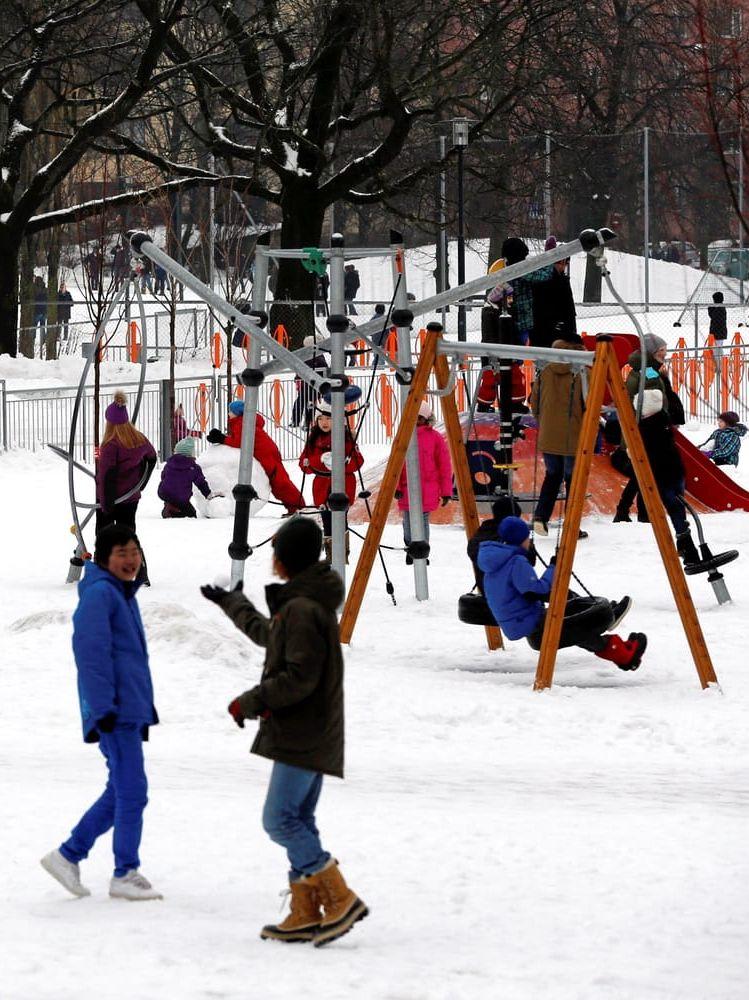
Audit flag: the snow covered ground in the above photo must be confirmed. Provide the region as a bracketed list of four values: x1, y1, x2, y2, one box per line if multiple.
[2, 443, 749, 1000]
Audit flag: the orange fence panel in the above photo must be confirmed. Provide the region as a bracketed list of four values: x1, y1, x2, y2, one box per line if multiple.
[273, 324, 289, 349]
[376, 374, 396, 438]
[212, 332, 225, 368]
[195, 383, 209, 433]
[127, 321, 141, 363]
[271, 379, 284, 427]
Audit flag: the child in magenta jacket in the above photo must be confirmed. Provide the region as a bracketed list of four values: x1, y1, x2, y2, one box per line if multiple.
[395, 400, 453, 562]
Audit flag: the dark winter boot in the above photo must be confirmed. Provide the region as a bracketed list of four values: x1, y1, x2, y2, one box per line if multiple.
[260, 877, 322, 942]
[308, 860, 368, 948]
[676, 530, 700, 568]
[612, 507, 632, 523]
[595, 632, 647, 671]
[609, 596, 633, 632]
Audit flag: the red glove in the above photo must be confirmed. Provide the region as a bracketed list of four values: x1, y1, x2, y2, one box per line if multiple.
[227, 698, 245, 728]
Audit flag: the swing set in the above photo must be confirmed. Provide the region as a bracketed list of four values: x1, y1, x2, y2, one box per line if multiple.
[340, 328, 724, 692]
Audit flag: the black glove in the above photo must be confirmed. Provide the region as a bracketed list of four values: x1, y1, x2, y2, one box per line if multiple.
[201, 581, 242, 606]
[394, 490, 403, 500]
[206, 428, 226, 445]
[549, 554, 557, 566]
[97, 711, 117, 733]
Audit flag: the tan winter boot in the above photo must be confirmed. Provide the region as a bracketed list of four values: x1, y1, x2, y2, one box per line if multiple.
[308, 859, 368, 947]
[323, 536, 333, 563]
[260, 877, 322, 942]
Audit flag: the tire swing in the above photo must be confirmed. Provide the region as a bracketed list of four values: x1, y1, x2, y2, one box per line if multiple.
[458, 589, 499, 627]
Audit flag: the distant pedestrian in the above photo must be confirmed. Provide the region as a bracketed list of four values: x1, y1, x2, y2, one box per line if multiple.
[84, 249, 102, 291]
[344, 264, 360, 315]
[154, 264, 167, 296]
[140, 259, 153, 294]
[33, 276, 48, 339]
[531, 236, 577, 349]
[57, 282, 74, 340]
[708, 291, 727, 359]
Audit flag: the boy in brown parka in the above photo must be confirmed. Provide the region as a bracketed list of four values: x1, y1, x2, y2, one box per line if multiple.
[201, 517, 368, 947]
[530, 334, 588, 538]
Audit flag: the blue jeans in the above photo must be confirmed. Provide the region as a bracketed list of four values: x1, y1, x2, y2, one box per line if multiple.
[534, 453, 575, 523]
[262, 762, 330, 880]
[402, 510, 430, 546]
[59, 725, 148, 877]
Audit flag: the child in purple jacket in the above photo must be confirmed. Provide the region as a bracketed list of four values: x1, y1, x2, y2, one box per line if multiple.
[158, 437, 221, 517]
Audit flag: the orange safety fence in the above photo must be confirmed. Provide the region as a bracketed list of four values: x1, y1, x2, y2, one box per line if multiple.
[376, 374, 397, 438]
[273, 324, 289, 349]
[270, 379, 284, 427]
[233, 383, 244, 401]
[702, 335, 716, 401]
[211, 332, 225, 368]
[241, 332, 251, 361]
[454, 377, 466, 412]
[195, 383, 209, 433]
[351, 339, 367, 366]
[127, 321, 141, 363]
[385, 328, 398, 368]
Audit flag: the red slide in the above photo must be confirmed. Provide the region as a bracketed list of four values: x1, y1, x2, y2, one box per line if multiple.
[674, 429, 749, 512]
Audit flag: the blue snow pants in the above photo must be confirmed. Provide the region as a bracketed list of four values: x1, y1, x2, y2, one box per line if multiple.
[59, 724, 148, 877]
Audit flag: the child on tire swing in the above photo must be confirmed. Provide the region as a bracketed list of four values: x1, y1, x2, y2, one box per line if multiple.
[478, 516, 647, 670]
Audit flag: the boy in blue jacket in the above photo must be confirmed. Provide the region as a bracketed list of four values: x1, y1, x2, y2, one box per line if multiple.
[478, 517, 647, 669]
[41, 525, 161, 901]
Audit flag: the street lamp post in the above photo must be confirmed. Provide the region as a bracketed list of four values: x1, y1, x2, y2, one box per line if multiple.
[452, 118, 470, 342]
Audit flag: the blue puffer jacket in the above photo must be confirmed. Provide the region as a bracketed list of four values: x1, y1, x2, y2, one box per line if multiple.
[477, 541, 555, 640]
[72, 561, 158, 743]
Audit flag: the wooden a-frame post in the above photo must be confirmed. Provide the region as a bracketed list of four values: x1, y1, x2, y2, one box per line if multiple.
[340, 327, 503, 650]
[534, 338, 719, 691]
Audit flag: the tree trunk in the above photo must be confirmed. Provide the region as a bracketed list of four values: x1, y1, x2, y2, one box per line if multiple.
[0, 228, 20, 356]
[18, 236, 37, 358]
[271, 185, 327, 349]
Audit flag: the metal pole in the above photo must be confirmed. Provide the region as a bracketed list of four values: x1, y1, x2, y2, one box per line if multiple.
[327, 234, 348, 584]
[457, 144, 466, 342]
[739, 128, 744, 304]
[208, 153, 216, 292]
[544, 133, 552, 235]
[438, 134, 448, 327]
[1, 379, 6, 451]
[644, 126, 650, 313]
[228, 245, 269, 589]
[391, 232, 429, 600]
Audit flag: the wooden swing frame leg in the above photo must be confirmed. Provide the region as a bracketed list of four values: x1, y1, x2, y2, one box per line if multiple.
[533, 339, 718, 691]
[340, 329, 504, 651]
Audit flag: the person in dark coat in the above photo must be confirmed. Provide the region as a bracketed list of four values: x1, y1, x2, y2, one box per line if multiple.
[40, 524, 162, 901]
[344, 264, 360, 315]
[158, 437, 221, 517]
[96, 391, 157, 537]
[314, 273, 330, 316]
[708, 291, 727, 358]
[57, 282, 74, 339]
[620, 335, 699, 565]
[33, 276, 48, 338]
[201, 517, 368, 946]
[154, 263, 167, 296]
[531, 236, 577, 349]
[478, 516, 646, 669]
[84, 250, 102, 291]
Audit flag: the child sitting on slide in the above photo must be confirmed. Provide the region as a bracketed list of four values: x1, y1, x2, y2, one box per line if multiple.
[478, 517, 647, 670]
[699, 411, 747, 467]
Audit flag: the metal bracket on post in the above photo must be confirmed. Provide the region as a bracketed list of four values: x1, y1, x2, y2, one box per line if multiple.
[391, 231, 429, 600]
[327, 234, 348, 586]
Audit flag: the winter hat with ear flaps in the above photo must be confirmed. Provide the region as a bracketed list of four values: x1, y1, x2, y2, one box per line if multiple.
[315, 397, 332, 415]
[105, 390, 129, 425]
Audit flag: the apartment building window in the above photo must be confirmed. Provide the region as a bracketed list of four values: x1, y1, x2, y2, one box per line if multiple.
[717, 9, 742, 38]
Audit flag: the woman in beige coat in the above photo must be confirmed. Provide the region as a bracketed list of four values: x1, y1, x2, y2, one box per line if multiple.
[529, 336, 587, 537]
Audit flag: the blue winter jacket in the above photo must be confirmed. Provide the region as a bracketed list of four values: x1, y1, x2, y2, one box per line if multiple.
[477, 541, 555, 640]
[72, 561, 158, 743]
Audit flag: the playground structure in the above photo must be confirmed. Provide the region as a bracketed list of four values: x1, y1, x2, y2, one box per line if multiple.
[52, 220, 738, 690]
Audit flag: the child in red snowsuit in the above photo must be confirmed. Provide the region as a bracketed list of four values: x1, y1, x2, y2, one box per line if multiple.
[299, 399, 364, 560]
[207, 401, 304, 515]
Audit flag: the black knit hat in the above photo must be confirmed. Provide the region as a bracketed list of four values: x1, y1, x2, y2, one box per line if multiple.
[501, 237, 529, 265]
[272, 517, 322, 574]
[713, 291, 724, 303]
[491, 495, 522, 522]
[94, 524, 141, 566]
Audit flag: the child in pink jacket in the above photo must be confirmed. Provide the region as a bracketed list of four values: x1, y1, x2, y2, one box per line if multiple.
[395, 400, 453, 563]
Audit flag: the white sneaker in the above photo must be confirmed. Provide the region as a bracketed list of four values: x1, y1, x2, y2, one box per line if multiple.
[40, 849, 91, 898]
[533, 520, 548, 536]
[109, 869, 163, 901]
